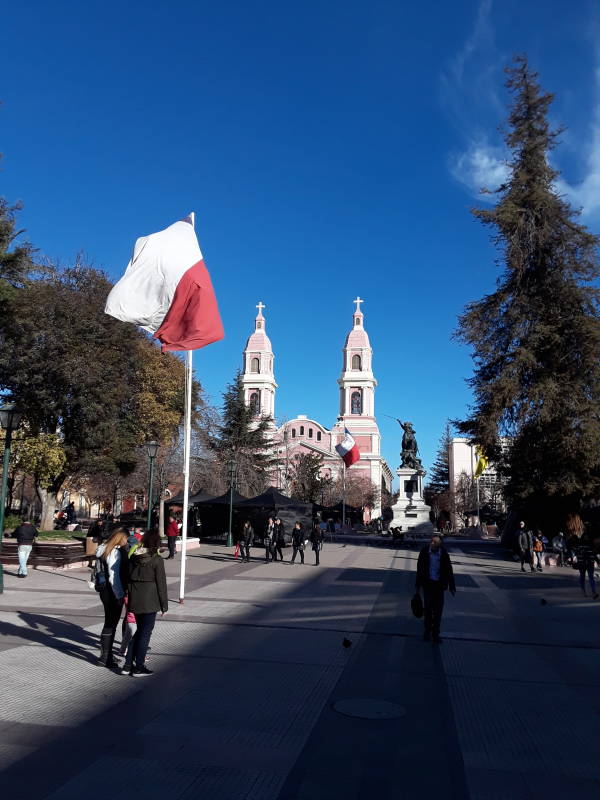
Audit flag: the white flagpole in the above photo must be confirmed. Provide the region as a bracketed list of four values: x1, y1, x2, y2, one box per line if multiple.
[178, 348, 193, 603]
[342, 461, 346, 529]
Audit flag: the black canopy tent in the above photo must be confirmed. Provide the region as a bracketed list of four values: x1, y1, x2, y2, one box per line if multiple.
[164, 488, 215, 507]
[238, 487, 313, 543]
[192, 489, 248, 539]
[321, 501, 363, 525]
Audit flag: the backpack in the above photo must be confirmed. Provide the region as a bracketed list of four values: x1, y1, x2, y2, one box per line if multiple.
[94, 556, 109, 592]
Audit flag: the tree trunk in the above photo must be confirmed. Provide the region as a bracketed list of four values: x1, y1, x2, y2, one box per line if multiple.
[38, 486, 58, 530]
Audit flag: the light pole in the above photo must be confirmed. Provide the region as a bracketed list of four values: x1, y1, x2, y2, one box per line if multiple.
[227, 456, 236, 548]
[146, 441, 159, 531]
[0, 402, 23, 594]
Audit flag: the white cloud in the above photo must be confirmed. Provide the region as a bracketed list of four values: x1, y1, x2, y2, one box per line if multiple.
[450, 140, 509, 196]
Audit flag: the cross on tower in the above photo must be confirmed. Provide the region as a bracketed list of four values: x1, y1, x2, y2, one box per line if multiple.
[256, 301, 265, 315]
[353, 296, 364, 313]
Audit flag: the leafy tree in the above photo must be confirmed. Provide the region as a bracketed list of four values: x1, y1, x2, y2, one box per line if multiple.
[455, 57, 600, 524]
[209, 371, 275, 496]
[290, 452, 329, 503]
[426, 421, 452, 493]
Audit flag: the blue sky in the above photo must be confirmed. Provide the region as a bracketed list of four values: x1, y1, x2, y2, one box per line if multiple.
[2, 0, 599, 484]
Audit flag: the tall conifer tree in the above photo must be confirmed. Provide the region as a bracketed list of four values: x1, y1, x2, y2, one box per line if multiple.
[427, 421, 452, 493]
[456, 57, 600, 520]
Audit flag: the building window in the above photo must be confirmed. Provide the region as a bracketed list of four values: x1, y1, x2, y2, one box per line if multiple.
[355, 316, 360, 326]
[308, 428, 313, 438]
[292, 428, 296, 438]
[300, 426, 304, 435]
[352, 354, 362, 370]
[317, 431, 322, 441]
[250, 357, 260, 373]
[256, 320, 262, 329]
[249, 391, 260, 416]
[351, 390, 362, 414]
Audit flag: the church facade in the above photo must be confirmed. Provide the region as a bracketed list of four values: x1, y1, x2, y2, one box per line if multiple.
[241, 299, 393, 515]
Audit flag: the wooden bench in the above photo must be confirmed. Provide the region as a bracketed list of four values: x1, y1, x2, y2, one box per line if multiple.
[0, 539, 88, 568]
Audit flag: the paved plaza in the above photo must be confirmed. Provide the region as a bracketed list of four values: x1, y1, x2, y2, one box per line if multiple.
[1, 540, 599, 799]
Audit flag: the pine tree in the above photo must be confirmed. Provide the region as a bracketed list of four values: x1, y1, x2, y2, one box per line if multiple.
[290, 452, 326, 503]
[426, 421, 452, 493]
[211, 371, 275, 496]
[456, 57, 600, 522]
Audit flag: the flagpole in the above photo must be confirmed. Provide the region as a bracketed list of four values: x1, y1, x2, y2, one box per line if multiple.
[178, 348, 193, 603]
[342, 461, 346, 529]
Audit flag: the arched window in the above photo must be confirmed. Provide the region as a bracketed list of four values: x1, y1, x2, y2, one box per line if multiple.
[352, 354, 362, 370]
[317, 431, 322, 442]
[249, 391, 260, 416]
[292, 428, 296, 438]
[308, 428, 313, 438]
[250, 357, 260, 373]
[300, 426, 304, 435]
[351, 390, 362, 415]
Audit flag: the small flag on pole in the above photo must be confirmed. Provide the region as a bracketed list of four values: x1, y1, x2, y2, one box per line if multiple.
[105, 213, 224, 352]
[336, 428, 360, 468]
[474, 445, 488, 478]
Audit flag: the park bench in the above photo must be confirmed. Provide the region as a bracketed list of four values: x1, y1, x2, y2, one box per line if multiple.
[0, 539, 88, 569]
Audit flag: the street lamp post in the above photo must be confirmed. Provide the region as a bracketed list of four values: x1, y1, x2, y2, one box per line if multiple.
[0, 403, 23, 594]
[146, 441, 159, 531]
[227, 457, 236, 548]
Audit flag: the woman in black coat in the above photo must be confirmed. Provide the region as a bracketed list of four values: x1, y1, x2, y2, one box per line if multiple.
[291, 522, 305, 564]
[310, 524, 323, 565]
[123, 529, 168, 676]
[272, 518, 285, 561]
[240, 521, 254, 563]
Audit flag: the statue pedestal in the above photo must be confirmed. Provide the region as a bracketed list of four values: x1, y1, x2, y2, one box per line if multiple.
[391, 467, 433, 533]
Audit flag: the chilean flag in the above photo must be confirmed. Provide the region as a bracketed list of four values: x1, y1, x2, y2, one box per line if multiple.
[105, 214, 224, 352]
[336, 428, 360, 468]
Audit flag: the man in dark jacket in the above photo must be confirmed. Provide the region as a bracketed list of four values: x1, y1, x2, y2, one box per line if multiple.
[415, 535, 456, 643]
[14, 518, 38, 578]
[517, 521, 535, 572]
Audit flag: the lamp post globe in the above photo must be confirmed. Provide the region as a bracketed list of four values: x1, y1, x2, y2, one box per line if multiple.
[0, 402, 24, 594]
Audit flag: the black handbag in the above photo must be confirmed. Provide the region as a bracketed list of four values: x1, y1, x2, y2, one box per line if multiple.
[411, 592, 424, 618]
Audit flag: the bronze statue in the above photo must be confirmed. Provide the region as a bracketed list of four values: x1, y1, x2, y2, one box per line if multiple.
[396, 420, 424, 472]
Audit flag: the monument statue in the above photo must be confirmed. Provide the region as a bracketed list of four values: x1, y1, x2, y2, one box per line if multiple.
[396, 420, 424, 472]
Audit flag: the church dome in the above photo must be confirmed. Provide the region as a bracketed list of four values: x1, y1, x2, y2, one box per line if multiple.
[244, 302, 272, 353]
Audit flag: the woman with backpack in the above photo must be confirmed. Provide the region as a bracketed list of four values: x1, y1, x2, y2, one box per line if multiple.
[291, 522, 306, 564]
[123, 528, 168, 676]
[95, 528, 129, 668]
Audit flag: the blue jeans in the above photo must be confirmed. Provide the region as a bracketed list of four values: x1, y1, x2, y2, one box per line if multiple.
[18, 545, 33, 576]
[579, 567, 596, 595]
[127, 612, 157, 668]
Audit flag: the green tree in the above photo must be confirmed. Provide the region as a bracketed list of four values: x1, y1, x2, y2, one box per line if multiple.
[290, 452, 328, 503]
[455, 57, 600, 523]
[210, 371, 275, 496]
[426, 421, 452, 493]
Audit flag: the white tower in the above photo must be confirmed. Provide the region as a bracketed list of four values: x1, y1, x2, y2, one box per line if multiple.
[242, 302, 277, 419]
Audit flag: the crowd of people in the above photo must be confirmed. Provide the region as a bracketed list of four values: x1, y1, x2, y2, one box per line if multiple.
[237, 517, 324, 565]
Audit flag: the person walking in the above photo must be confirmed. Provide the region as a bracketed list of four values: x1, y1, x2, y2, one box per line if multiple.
[14, 518, 38, 578]
[552, 531, 568, 567]
[310, 523, 323, 566]
[532, 530, 544, 572]
[95, 528, 129, 668]
[264, 517, 275, 563]
[273, 517, 285, 561]
[415, 535, 456, 643]
[123, 529, 168, 676]
[291, 522, 305, 564]
[573, 533, 599, 599]
[517, 522, 535, 572]
[165, 513, 178, 559]
[240, 520, 254, 563]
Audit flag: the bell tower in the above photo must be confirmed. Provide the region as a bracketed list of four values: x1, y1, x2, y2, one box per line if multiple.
[241, 302, 277, 419]
[338, 297, 377, 419]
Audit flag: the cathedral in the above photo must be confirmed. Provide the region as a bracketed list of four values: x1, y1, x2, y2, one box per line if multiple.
[240, 298, 393, 515]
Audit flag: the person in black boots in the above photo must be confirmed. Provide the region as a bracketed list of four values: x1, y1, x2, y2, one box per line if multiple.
[310, 523, 323, 565]
[14, 518, 38, 578]
[415, 535, 456, 643]
[240, 520, 254, 563]
[165, 514, 179, 559]
[291, 522, 305, 564]
[264, 517, 274, 562]
[273, 518, 285, 561]
[124, 528, 168, 676]
[95, 528, 129, 668]
[517, 521, 535, 573]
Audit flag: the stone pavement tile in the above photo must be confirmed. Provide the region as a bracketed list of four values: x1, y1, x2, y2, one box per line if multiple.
[0, 744, 36, 772]
[185, 578, 291, 601]
[0, 589, 100, 610]
[466, 768, 534, 799]
[441, 639, 568, 683]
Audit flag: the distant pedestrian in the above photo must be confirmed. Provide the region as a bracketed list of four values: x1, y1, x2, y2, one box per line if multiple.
[291, 522, 305, 564]
[264, 517, 275, 562]
[95, 528, 129, 668]
[166, 514, 178, 559]
[14, 518, 37, 578]
[517, 522, 535, 573]
[415, 535, 456, 643]
[532, 530, 544, 572]
[66, 501, 76, 524]
[240, 520, 254, 563]
[123, 529, 168, 676]
[273, 518, 285, 561]
[573, 533, 599, 599]
[310, 524, 323, 565]
[552, 532, 568, 567]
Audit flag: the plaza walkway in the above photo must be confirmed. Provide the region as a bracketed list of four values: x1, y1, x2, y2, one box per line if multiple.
[0, 540, 599, 799]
